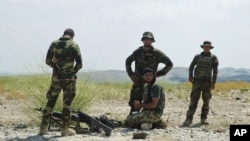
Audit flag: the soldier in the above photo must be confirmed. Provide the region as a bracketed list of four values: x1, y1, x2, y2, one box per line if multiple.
[126, 68, 166, 130]
[125, 31, 173, 115]
[39, 28, 83, 136]
[183, 41, 219, 126]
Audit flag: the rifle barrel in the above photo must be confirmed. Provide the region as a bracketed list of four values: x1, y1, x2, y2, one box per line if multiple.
[35, 107, 43, 111]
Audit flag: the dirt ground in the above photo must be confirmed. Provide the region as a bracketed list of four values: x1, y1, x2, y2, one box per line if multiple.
[88, 89, 250, 129]
[0, 89, 250, 141]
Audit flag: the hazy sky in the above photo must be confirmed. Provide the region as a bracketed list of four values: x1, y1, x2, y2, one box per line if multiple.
[1, 0, 250, 74]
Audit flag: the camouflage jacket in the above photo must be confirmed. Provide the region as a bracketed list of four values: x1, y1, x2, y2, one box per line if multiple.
[46, 36, 82, 78]
[126, 46, 173, 79]
[189, 52, 219, 84]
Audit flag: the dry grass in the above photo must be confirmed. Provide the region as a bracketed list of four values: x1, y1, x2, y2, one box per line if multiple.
[214, 81, 250, 95]
[5, 90, 27, 100]
[1, 75, 250, 128]
[0, 86, 4, 93]
[1, 75, 250, 106]
[0, 85, 27, 100]
[216, 81, 250, 90]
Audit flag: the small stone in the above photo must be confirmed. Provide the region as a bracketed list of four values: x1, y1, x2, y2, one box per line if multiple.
[202, 128, 209, 132]
[214, 128, 227, 133]
[133, 132, 149, 139]
[235, 97, 241, 100]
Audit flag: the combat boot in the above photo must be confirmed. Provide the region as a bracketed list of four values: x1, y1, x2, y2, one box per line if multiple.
[38, 117, 49, 135]
[38, 124, 48, 135]
[39, 107, 52, 135]
[61, 127, 76, 136]
[153, 119, 167, 129]
[183, 118, 192, 126]
[201, 119, 209, 125]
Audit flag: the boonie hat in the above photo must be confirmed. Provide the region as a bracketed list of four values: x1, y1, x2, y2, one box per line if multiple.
[141, 32, 155, 42]
[200, 41, 214, 49]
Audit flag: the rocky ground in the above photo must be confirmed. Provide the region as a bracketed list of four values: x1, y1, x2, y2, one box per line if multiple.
[0, 89, 250, 141]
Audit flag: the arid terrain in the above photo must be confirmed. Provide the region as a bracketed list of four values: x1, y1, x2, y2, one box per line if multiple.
[0, 89, 250, 141]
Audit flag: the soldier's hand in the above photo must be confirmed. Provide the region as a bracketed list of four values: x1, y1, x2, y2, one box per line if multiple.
[133, 101, 141, 110]
[210, 84, 215, 90]
[189, 77, 193, 83]
[130, 75, 138, 83]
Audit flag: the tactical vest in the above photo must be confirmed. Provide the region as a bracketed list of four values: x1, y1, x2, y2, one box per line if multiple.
[195, 54, 214, 78]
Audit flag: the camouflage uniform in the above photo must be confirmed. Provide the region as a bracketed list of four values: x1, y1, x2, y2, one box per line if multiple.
[126, 32, 173, 114]
[185, 41, 219, 125]
[126, 84, 165, 127]
[40, 29, 82, 131]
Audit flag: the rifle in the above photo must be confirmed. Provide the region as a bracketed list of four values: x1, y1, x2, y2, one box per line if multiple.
[35, 108, 112, 136]
[35, 107, 81, 132]
[72, 109, 112, 136]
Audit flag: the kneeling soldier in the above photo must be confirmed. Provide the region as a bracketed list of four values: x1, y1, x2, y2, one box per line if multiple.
[126, 68, 167, 129]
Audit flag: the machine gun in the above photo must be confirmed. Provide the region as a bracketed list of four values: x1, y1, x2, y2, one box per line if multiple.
[72, 109, 113, 136]
[35, 108, 112, 136]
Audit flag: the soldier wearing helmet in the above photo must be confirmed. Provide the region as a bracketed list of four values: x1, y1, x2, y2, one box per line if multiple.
[183, 41, 219, 126]
[125, 31, 173, 116]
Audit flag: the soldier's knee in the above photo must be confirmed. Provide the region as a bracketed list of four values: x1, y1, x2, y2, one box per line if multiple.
[64, 99, 73, 106]
[126, 115, 139, 128]
[64, 92, 75, 103]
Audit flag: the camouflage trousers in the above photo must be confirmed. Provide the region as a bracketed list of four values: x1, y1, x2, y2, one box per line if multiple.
[126, 110, 161, 128]
[40, 75, 76, 129]
[128, 82, 144, 114]
[186, 82, 212, 120]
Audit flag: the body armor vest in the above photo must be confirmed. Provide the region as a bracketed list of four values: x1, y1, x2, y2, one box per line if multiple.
[195, 55, 213, 77]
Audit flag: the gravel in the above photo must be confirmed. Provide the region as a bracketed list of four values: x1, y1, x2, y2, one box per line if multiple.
[1, 90, 249, 141]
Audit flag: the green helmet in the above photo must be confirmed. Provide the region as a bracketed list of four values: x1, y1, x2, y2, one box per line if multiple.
[141, 31, 155, 42]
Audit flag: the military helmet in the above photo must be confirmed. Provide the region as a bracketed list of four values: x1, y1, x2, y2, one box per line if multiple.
[141, 31, 155, 42]
[200, 41, 214, 49]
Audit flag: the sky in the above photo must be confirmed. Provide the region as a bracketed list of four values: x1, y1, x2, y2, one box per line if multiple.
[1, 0, 250, 74]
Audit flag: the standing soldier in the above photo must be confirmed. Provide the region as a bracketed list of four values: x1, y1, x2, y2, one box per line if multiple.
[183, 41, 219, 126]
[125, 31, 173, 115]
[39, 28, 83, 136]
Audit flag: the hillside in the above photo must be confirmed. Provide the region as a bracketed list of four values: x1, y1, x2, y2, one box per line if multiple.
[77, 67, 250, 83]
